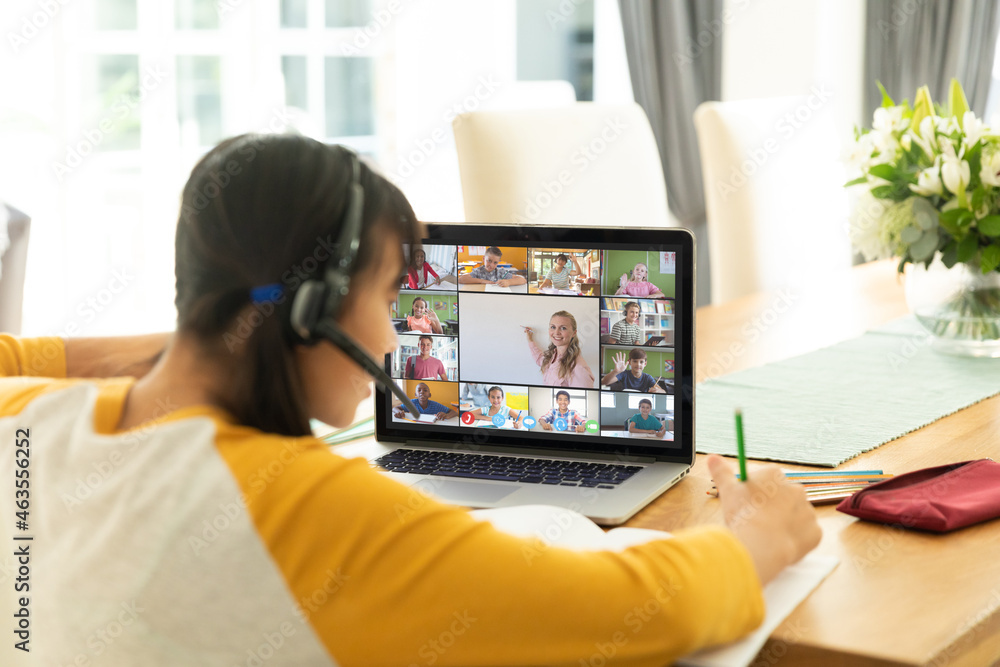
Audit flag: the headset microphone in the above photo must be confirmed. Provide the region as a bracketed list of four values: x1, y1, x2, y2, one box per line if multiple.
[314, 320, 419, 417]
[288, 148, 420, 418]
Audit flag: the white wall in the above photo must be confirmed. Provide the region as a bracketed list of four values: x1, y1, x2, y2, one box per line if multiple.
[458, 293, 600, 388]
[721, 0, 865, 138]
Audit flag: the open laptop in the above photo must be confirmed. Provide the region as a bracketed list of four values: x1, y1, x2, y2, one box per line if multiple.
[352, 223, 695, 525]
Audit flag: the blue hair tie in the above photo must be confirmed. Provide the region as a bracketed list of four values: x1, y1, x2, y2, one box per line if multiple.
[250, 283, 283, 304]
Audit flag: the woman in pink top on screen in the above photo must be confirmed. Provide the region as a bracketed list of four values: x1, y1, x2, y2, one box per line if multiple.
[405, 296, 443, 334]
[615, 262, 665, 298]
[523, 310, 595, 388]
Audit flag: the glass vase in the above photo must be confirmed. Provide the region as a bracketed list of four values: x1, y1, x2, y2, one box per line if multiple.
[904, 258, 1000, 357]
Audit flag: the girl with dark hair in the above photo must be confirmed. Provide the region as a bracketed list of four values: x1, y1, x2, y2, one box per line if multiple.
[404, 246, 441, 289]
[404, 296, 442, 333]
[0, 133, 821, 666]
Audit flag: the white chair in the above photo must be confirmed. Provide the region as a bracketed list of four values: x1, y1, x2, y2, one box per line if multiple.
[0, 204, 30, 334]
[452, 103, 671, 227]
[693, 97, 853, 304]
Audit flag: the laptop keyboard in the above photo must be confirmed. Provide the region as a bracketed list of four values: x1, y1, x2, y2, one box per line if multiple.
[374, 449, 643, 489]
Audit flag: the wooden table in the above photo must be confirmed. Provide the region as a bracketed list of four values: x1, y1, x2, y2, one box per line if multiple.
[628, 260, 1000, 666]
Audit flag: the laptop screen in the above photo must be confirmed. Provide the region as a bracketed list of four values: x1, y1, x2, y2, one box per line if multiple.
[377, 224, 694, 462]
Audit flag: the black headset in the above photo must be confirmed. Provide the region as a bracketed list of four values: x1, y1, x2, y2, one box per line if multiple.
[289, 149, 419, 417]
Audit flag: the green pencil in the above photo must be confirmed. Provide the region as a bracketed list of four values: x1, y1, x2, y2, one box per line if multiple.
[735, 409, 748, 481]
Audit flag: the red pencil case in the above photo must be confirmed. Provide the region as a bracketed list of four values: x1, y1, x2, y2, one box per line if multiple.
[836, 459, 1000, 533]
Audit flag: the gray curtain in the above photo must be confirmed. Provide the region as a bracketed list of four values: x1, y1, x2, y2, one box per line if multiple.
[865, 0, 1000, 118]
[618, 0, 723, 306]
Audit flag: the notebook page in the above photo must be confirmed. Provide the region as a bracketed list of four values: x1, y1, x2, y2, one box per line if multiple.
[470, 505, 838, 667]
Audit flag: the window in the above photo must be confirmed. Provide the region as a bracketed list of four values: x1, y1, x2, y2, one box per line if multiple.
[15, 0, 630, 335]
[984, 39, 1000, 122]
[32, 0, 385, 335]
[516, 0, 595, 100]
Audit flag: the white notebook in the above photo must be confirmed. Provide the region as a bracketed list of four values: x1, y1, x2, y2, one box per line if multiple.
[470, 505, 837, 667]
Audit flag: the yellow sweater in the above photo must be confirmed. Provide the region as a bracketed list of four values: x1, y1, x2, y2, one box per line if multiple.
[0, 335, 764, 666]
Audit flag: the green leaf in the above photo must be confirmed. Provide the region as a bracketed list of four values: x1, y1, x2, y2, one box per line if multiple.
[843, 175, 868, 187]
[909, 229, 939, 261]
[978, 215, 1000, 236]
[939, 208, 974, 236]
[981, 245, 1000, 273]
[971, 186, 987, 213]
[914, 203, 937, 230]
[871, 184, 911, 202]
[941, 241, 959, 268]
[948, 78, 970, 128]
[940, 208, 968, 224]
[911, 85, 935, 133]
[877, 81, 895, 108]
[957, 233, 979, 262]
[900, 225, 922, 244]
[868, 163, 898, 181]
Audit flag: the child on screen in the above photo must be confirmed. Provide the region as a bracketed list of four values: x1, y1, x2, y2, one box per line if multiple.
[615, 262, 665, 298]
[405, 297, 443, 334]
[608, 301, 642, 345]
[469, 386, 524, 428]
[628, 398, 667, 437]
[392, 383, 457, 421]
[538, 390, 588, 433]
[405, 247, 441, 289]
[602, 348, 665, 393]
[403, 335, 448, 381]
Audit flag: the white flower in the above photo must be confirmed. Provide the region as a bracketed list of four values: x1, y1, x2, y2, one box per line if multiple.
[901, 134, 912, 152]
[910, 157, 944, 196]
[941, 153, 971, 195]
[849, 190, 892, 261]
[843, 132, 877, 171]
[919, 116, 940, 152]
[872, 106, 907, 138]
[962, 111, 991, 148]
[934, 115, 959, 135]
[908, 117, 939, 159]
[981, 147, 1000, 187]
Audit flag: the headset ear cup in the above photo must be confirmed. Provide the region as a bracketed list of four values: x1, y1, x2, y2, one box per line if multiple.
[290, 280, 327, 341]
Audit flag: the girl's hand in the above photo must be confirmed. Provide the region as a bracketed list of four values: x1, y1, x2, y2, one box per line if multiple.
[523, 326, 533, 341]
[496, 278, 510, 287]
[427, 309, 440, 322]
[619, 273, 629, 288]
[707, 455, 822, 585]
[613, 351, 628, 374]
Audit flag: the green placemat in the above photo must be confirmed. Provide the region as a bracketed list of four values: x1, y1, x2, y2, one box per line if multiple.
[695, 316, 1000, 467]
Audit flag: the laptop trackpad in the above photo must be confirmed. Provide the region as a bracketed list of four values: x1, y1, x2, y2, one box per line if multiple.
[413, 479, 519, 505]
